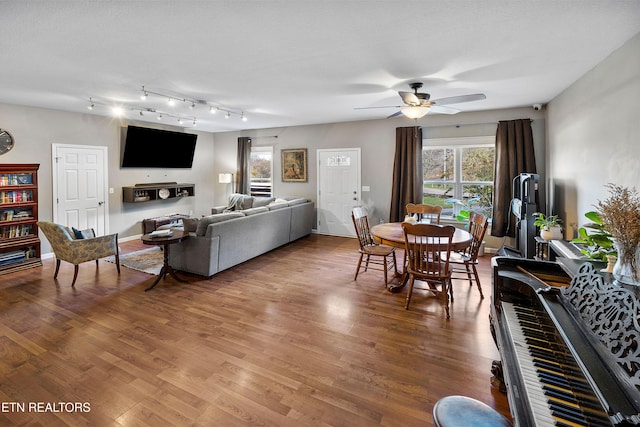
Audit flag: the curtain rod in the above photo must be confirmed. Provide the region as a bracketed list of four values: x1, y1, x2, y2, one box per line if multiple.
[421, 122, 498, 129]
[421, 119, 534, 130]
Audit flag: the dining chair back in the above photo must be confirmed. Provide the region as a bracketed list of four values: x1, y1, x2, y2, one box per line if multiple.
[449, 212, 489, 300]
[402, 222, 455, 318]
[351, 207, 398, 286]
[406, 203, 442, 224]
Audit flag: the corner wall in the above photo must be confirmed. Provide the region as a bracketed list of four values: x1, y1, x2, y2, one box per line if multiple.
[547, 32, 640, 238]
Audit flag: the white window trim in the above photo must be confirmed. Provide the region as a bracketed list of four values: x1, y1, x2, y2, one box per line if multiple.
[250, 145, 274, 197]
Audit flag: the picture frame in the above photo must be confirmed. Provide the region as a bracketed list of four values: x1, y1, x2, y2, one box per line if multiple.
[281, 148, 307, 182]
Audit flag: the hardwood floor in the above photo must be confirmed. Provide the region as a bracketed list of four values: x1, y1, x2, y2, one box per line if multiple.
[0, 234, 510, 426]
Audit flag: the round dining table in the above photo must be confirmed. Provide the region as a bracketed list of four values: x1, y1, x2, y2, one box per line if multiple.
[370, 222, 473, 292]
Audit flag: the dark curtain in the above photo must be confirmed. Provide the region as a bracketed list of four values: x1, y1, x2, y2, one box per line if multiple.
[389, 126, 423, 222]
[491, 119, 537, 237]
[235, 137, 251, 194]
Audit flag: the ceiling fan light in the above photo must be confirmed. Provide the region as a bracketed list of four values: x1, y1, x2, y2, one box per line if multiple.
[401, 106, 430, 119]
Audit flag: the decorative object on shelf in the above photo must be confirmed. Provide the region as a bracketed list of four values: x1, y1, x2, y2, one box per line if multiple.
[572, 211, 616, 261]
[597, 184, 640, 286]
[0, 128, 14, 155]
[533, 212, 564, 240]
[158, 188, 170, 199]
[281, 149, 307, 182]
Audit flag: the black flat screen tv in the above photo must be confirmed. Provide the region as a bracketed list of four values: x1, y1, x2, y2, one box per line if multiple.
[121, 125, 197, 168]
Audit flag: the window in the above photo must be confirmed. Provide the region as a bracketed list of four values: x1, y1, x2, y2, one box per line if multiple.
[422, 136, 494, 219]
[250, 146, 273, 197]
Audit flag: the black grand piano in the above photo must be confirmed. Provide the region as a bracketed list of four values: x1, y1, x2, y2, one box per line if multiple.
[491, 244, 640, 426]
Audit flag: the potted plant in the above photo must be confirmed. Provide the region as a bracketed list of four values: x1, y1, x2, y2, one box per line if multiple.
[533, 212, 564, 240]
[571, 211, 616, 261]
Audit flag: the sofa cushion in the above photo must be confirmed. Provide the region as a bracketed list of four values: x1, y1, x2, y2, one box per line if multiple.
[252, 196, 275, 208]
[182, 217, 200, 233]
[196, 212, 245, 236]
[286, 198, 308, 206]
[242, 206, 269, 216]
[267, 202, 289, 211]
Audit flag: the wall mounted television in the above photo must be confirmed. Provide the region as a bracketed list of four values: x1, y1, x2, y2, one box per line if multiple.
[121, 125, 197, 168]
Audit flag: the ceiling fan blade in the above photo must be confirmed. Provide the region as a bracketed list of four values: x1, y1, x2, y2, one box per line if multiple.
[429, 105, 460, 115]
[387, 111, 403, 119]
[399, 91, 420, 105]
[431, 93, 486, 106]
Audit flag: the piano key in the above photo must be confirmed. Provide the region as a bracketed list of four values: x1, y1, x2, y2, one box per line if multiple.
[501, 302, 612, 426]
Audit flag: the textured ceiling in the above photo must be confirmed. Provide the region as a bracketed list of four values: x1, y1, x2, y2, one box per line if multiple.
[1, 1, 639, 132]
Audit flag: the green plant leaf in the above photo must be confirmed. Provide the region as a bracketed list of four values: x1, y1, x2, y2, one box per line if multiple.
[584, 211, 602, 224]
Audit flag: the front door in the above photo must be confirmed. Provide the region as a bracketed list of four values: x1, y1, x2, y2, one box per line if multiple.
[52, 144, 109, 234]
[317, 148, 361, 237]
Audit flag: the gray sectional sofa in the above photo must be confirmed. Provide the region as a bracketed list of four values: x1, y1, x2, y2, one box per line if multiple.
[168, 196, 314, 277]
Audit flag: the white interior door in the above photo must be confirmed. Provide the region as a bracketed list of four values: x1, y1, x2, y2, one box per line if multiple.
[317, 148, 361, 237]
[53, 144, 109, 234]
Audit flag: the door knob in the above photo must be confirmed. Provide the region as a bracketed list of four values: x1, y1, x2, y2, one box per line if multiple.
[98, 201, 104, 206]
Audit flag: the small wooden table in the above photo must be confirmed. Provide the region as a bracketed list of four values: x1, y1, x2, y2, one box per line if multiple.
[371, 222, 473, 292]
[141, 230, 190, 291]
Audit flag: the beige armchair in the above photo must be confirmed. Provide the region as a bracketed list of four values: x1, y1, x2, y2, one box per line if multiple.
[37, 221, 120, 286]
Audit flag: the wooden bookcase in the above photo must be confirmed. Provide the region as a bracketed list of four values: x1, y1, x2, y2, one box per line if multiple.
[0, 164, 42, 274]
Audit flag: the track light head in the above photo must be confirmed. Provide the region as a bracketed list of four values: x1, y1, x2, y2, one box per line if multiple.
[87, 98, 94, 110]
[241, 113, 247, 122]
[225, 111, 231, 119]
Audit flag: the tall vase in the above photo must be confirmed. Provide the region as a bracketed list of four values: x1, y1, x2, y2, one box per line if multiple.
[612, 242, 640, 286]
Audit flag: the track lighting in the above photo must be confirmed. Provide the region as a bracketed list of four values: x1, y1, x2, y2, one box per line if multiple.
[87, 87, 250, 127]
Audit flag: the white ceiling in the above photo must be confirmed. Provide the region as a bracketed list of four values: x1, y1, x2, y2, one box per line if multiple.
[1, 1, 639, 133]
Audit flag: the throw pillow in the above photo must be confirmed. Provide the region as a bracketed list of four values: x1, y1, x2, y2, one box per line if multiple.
[72, 227, 95, 239]
[182, 217, 199, 233]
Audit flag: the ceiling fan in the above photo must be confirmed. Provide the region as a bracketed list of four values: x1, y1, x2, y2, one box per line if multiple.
[357, 82, 486, 119]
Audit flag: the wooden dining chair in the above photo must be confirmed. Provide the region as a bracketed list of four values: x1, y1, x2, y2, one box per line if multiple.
[402, 222, 455, 318]
[351, 207, 398, 286]
[406, 203, 442, 224]
[449, 212, 489, 300]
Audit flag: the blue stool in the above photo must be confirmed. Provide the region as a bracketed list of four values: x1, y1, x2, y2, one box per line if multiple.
[433, 395, 512, 427]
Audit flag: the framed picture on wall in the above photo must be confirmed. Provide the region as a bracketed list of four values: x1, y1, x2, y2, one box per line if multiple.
[281, 148, 307, 182]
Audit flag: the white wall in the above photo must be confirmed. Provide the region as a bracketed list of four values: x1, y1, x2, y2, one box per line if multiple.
[547, 32, 640, 238]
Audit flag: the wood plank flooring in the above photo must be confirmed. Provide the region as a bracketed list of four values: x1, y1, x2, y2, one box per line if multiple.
[0, 234, 510, 426]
